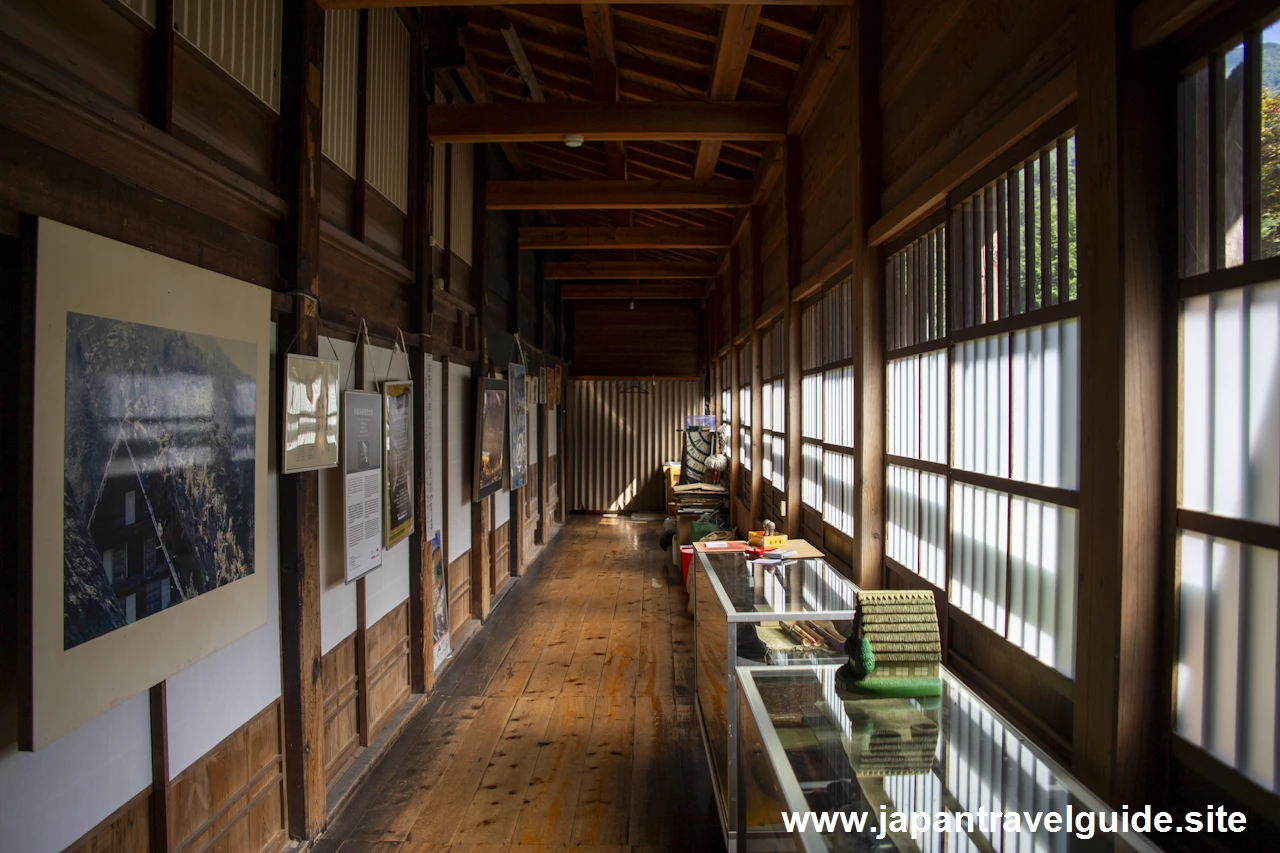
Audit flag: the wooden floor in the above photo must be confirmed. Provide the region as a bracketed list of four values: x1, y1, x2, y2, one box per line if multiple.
[314, 515, 724, 853]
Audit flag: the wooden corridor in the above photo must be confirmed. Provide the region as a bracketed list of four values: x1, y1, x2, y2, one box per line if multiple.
[314, 516, 723, 853]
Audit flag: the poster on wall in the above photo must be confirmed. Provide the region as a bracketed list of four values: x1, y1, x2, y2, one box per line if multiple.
[553, 364, 563, 408]
[430, 531, 450, 668]
[283, 354, 340, 473]
[343, 390, 383, 582]
[28, 218, 270, 750]
[474, 377, 508, 501]
[508, 363, 528, 490]
[382, 380, 415, 548]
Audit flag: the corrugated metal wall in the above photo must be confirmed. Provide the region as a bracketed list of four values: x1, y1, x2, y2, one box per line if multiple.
[568, 380, 703, 513]
[175, 0, 282, 112]
[322, 9, 359, 177]
[366, 9, 410, 211]
[450, 143, 474, 264]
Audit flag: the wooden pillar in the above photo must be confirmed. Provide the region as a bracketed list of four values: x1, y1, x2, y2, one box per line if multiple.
[471, 487, 491, 620]
[149, 0, 175, 131]
[537, 396, 549, 544]
[851, 0, 883, 591]
[1072, 0, 1169, 806]
[276, 0, 325, 839]
[784, 136, 804, 540]
[728, 248, 742, 531]
[748, 206, 764, 531]
[149, 682, 171, 853]
[408, 13, 433, 695]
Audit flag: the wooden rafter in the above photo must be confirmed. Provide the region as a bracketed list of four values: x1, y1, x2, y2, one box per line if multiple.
[486, 179, 754, 210]
[561, 283, 709, 300]
[544, 260, 718, 279]
[695, 5, 763, 179]
[428, 101, 784, 143]
[453, 40, 527, 174]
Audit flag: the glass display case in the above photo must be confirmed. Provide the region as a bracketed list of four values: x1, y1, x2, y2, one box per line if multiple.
[735, 664, 1168, 853]
[693, 550, 860, 846]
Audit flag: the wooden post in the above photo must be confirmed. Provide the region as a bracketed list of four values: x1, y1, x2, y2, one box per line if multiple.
[354, 9, 370, 242]
[728, 247, 742, 532]
[277, 0, 326, 839]
[149, 0, 175, 132]
[1072, 0, 1169, 806]
[149, 682, 171, 853]
[749, 206, 764, 531]
[784, 136, 803, 540]
[537, 396, 549, 544]
[851, 0, 884, 591]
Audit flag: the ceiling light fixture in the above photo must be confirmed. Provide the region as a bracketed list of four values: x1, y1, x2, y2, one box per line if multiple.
[563, 133, 585, 148]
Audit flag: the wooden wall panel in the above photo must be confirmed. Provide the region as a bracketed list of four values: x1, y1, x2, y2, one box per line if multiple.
[492, 520, 511, 599]
[879, 0, 1075, 213]
[448, 552, 473, 643]
[320, 634, 360, 788]
[168, 700, 287, 853]
[798, 49, 855, 268]
[364, 187, 408, 262]
[171, 44, 278, 189]
[761, 184, 787, 314]
[524, 462, 540, 561]
[320, 158, 357, 235]
[62, 788, 151, 853]
[319, 237, 414, 335]
[364, 601, 411, 743]
[738, 240, 753, 333]
[571, 300, 700, 377]
[1, 0, 150, 117]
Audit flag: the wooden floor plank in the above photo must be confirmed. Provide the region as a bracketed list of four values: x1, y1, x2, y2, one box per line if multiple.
[341, 694, 487, 842]
[569, 694, 636, 846]
[561, 621, 612, 696]
[451, 696, 558, 846]
[511, 695, 597, 845]
[401, 696, 518, 846]
[325, 517, 718, 853]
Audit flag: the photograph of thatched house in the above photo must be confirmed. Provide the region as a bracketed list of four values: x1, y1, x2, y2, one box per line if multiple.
[62, 311, 257, 650]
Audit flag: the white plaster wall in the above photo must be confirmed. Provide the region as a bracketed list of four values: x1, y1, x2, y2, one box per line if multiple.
[165, 324, 283, 776]
[448, 362, 472, 562]
[426, 356, 444, 541]
[359, 343, 411, 627]
[494, 486, 511, 527]
[319, 337, 359, 653]
[0, 690, 151, 853]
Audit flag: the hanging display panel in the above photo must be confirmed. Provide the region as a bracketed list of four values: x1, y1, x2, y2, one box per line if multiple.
[283, 353, 340, 473]
[473, 377, 508, 501]
[343, 390, 384, 582]
[508, 363, 528, 490]
[382, 379, 414, 548]
[27, 218, 270, 750]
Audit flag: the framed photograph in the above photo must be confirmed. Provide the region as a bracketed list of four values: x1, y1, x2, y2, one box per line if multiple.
[343, 390, 383, 582]
[430, 531, 450, 669]
[283, 354, 340, 473]
[382, 380, 415, 549]
[473, 377, 508, 501]
[508, 364, 528, 490]
[28, 218, 270, 749]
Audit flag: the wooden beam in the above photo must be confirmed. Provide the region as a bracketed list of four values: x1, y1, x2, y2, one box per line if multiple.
[1131, 0, 1219, 50]
[868, 63, 1078, 247]
[785, 6, 852, 136]
[543, 260, 718, 279]
[277, 0, 326, 840]
[519, 225, 732, 249]
[427, 101, 785, 143]
[560, 282, 709, 299]
[695, 5, 763, 180]
[487, 179, 754, 210]
[320, 0, 844, 6]
[149, 682, 171, 853]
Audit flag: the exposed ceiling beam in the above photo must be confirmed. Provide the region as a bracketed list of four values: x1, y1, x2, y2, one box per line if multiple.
[561, 283, 709, 300]
[452, 42, 527, 175]
[694, 5, 762, 180]
[519, 226, 733, 249]
[785, 6, 851, 136]
[543, 261, 718, 279]
[500, 24, 546, 102]
[1131, 0, 1219, 49]
[487, 179, 755, 210]
[428, 101, 784, 143]
[319, 0, 843, 7]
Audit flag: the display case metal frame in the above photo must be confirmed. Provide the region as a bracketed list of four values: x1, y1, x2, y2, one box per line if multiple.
[734, 663, 1171, 853]
[691, 550, 859, 850]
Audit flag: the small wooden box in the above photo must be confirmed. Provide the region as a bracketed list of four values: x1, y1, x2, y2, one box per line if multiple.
[747, 531, 788, 548]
